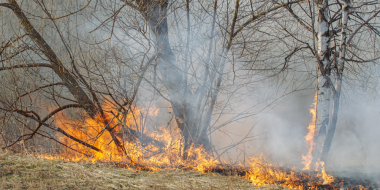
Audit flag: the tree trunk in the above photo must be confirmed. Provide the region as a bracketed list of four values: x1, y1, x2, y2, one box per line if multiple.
[7, 0, 97, 117]
[135, 0, 241, 159]
[7, 0, 126, 154]
[312, 0, 332, 167]
[196, 0, 240, 155]
[193, 0, 218, 153]
[320, 0, 350, 163]
[136, 0, 201, 159]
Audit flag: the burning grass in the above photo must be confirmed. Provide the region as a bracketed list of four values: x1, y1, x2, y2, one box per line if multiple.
[0, 151, 286, 190]
[5, 98, 378, 189]
[1, 151, 378, 190]
[45, 101, 222, 173]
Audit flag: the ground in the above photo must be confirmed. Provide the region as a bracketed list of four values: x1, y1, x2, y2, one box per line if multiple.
[0, 152, 290, 190]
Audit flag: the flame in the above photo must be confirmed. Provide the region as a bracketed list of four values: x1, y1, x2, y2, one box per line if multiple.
[302, 92, 318, 170]
[39, 99, 219, 173]
[37, 97, 340, 189]
[245, 156, 304, 189]
[318, 161, 334, 184]
[244, 157, 336, 189]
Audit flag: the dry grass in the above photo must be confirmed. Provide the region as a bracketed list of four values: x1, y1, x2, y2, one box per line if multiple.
[0, 152, 290, 190]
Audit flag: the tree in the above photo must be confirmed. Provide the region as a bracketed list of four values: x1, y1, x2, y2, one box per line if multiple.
[0, 0, 142, 157]
[313, 0, 332, 166]
[0, 0, 307, 161]
[119, 0, 304, 159]
[283, 0, 380, 166]
[321, 0, 380, 163]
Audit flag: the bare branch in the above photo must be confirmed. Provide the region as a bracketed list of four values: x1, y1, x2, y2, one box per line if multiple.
[232, 0, 305, 37]
[0, 63, 52, 71]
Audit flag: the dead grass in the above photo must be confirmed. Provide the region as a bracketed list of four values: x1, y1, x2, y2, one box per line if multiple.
[0, 151, 290, 190]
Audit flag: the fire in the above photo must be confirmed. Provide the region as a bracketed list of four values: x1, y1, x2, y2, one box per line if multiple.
[298, 92, 335, 186]
[245, 156, 304, 189]
[36, 97, 340, 189]
[244, 156, 335, 189]
[39, 100, 219, 173]
[302, 92, 318, 170]
[318, 161, 334, 184]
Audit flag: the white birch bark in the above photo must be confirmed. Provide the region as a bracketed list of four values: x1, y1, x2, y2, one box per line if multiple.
[336, 0, 349, 85]
[313, 0, 332, 166]
[320, 0, 350, 163]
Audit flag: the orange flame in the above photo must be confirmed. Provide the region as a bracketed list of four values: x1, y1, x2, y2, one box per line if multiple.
[37, 97, 339, 189]
[318, 161, 334, 184]
[39, 99, 219, 173]
[302, 92, 318, 170]
[245, 155, 305, 189]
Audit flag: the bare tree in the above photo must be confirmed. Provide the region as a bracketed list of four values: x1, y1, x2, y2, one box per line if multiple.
[0, 0, 145, 156]
[1, 0, 331, 163]
[321, 0, 380, 163]
[119, 0, 306, 159]
[312, 0, 333, 166]
[281, 0, 380, 166]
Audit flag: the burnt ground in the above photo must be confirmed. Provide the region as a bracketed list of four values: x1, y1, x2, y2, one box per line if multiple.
[120, 162, 380, 189]
[212, 166, 380, 189]
[329, 171, 380, 190]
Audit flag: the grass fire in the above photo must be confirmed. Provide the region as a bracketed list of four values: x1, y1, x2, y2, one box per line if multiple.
[1, 0, 380, 189]
[20, 98, 377, 189]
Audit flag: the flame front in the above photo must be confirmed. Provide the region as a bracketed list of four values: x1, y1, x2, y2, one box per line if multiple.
[244, 155, 334, 189]
[245, 156, 305, 189]
[302, 92, 318, 170]
[39, 100, 219, 173]
[37, 98, 339, 189]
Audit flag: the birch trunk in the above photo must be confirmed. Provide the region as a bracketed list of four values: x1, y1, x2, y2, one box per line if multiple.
[312, 0, 332, 167]
[320, 0, 350, 163]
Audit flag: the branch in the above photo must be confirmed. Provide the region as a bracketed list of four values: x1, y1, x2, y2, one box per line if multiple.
[345, 57, 380, 63]
[232, 0, 305, 37]
[0, 63, 52, 71]
[200, 0, 240, 140]
[18, 82, 65, 98]
[11, 109, 102, 152]
[15, 109, 41, 121]
[0, 3, 14, 9]
[2, 121, 91, 157]
[7, 0, 97, 117]
[281, 46, 308, 72]
[284, 3, 318, 39]
[89, 2, 128, 36]
[119, 0, 138, 11]
[52, 126, 102, 153]
[119, 53, 157, 112]
[45, 0, 92, 20]
[346, 9, 380, 45]
[29, 104, 84, 138]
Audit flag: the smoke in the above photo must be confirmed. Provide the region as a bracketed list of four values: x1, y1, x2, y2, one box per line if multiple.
[328, 94, 380, 172]
[211, 75, 380, 173]
[3, 0, 380, 176]
[211, 86, 314, 167]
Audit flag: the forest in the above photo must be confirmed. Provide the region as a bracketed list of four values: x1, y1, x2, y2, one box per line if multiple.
[0, 0, 380, 189]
